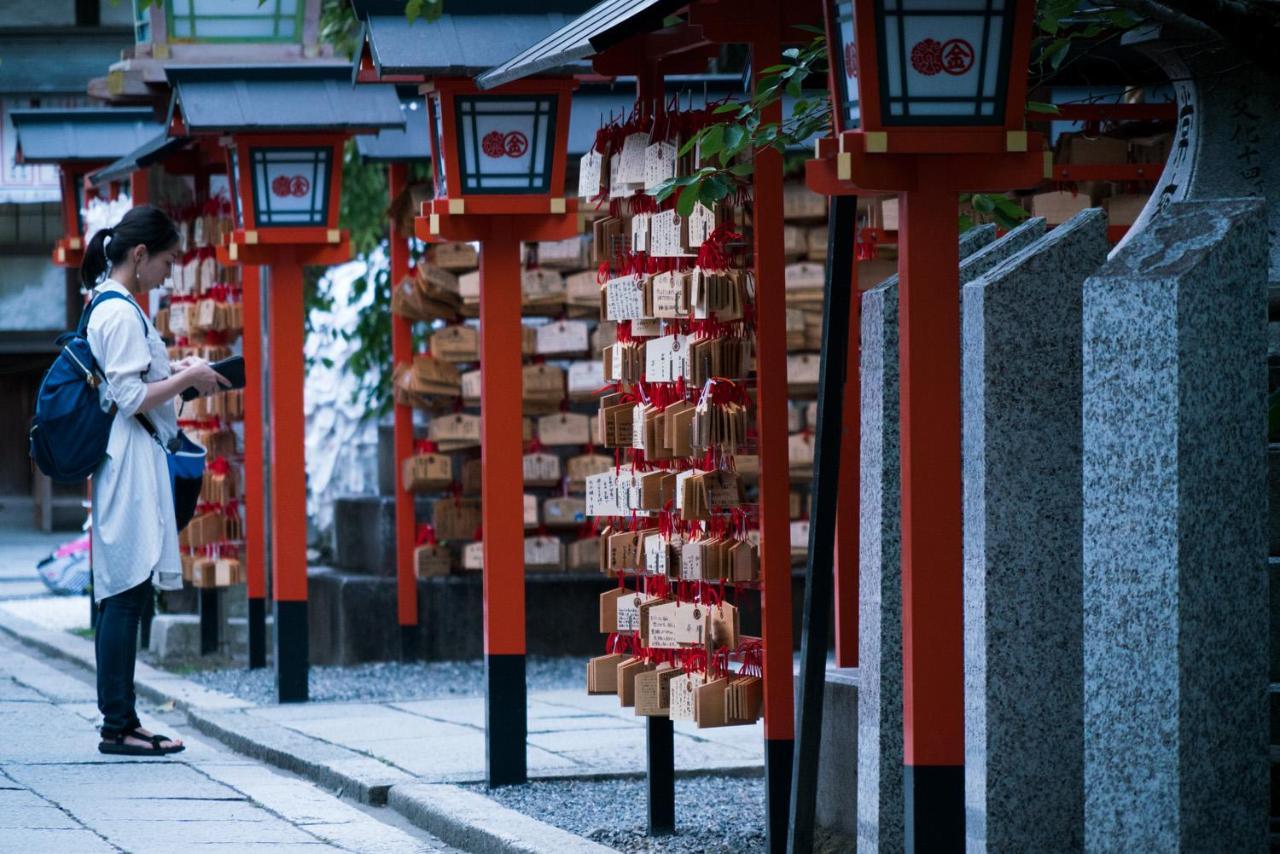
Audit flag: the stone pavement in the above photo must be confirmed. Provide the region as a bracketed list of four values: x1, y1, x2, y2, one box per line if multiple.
[0, 631, 454, 853]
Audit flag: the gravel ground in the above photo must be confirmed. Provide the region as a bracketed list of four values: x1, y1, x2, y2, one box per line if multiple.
[170, 656, 584, 705]
[471, 776, 855, 854]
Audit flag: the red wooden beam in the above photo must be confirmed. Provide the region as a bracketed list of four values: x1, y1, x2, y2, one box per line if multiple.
[268, 252, 310, 702]
[897, 176, 964, 813]
[1050, 163, 1163, 182]
[1050, 102, 1177, 123]
[389, 163, 419, 648]
[746, 12, 796, 850]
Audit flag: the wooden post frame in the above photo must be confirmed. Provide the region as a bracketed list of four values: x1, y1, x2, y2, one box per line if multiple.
[388, 163, 420, 658]
[416, 203, 579, 786]
[809, 0, 1044, 846]
[218, 231, 351, 702]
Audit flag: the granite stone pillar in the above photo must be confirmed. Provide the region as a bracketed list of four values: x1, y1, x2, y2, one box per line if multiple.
[857, 218, 1044, 853]
[1082, 198, 1268, 851]
[961, 209, 1109, 852]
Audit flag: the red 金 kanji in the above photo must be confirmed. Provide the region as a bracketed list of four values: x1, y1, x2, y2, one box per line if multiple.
[942, 39, 975, 75]
[504, 131, 529, 158]
[271, 175, 293, 197]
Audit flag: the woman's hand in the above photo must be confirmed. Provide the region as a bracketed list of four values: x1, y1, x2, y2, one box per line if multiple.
[180, 361, 233, 397]
[170, 356, 198, 373]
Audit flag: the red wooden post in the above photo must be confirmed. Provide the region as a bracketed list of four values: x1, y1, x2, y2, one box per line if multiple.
[267, 252, 310, 702]
[834, 253, 859, 669]
[751, 19, 795, 852]
[898, 176, 964, 843]
[478, 216, 528, 786]
[389, 163, 419, 656]
[241, 264, 268, 668]
[132, 169, 151, 315]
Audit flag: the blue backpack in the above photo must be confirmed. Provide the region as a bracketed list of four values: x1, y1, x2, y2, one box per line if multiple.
[29, 291, 148, 483]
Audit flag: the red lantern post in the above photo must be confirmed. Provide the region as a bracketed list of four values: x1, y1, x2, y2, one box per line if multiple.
[809, 0, 1047, 847]
[218, 132, 353, 701]
[417, 76, 578, 786]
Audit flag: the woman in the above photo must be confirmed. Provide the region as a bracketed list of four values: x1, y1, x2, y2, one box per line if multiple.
[81, 205, 229, 756]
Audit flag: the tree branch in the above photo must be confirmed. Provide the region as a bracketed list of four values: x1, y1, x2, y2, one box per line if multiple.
[1113, 0, 1280, 75]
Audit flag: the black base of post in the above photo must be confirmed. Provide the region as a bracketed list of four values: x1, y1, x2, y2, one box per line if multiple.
[484, 653, 526, 787]
[400, 624, 420, 661]
[274, 600, 308, 703]
[904, 765, 964, 853]
[199, 588, 219, 655]
[766, 737, 794, 854]
[89, 590, 97, 631]
[248, 597, 266, 669]
[647, 716, 675, 835]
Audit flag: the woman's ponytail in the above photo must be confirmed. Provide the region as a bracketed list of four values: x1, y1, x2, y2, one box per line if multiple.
[76, 206, 179, 291]
[79, 227, 113, 290]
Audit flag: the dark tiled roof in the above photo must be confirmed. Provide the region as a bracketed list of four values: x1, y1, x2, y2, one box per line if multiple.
[166, 64, 405, 133]
[476, 0, 689, 89]
[362, 13, 593, 78]
[10, 108, 161, 164]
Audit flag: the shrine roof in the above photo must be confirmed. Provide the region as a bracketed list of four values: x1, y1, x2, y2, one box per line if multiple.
[10, 108, 161, 164]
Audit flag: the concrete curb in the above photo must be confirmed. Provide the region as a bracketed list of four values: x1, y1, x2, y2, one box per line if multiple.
[389, 783, 619, 854]
[185, 706, 413, 805]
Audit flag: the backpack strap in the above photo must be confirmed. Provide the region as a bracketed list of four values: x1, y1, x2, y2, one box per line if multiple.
[77, 290, 149, 338]
[79, 290, 173, 449]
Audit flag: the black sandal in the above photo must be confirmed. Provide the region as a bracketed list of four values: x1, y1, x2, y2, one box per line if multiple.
[98, 727, 185, 756]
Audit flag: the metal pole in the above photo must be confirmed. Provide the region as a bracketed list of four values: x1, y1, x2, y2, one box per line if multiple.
[268, 255, 309, 703]
[787, 194, 856, 854]
[833, 223, 860, 669]
[480, 218, 527, 786]
[389, 163, 420, 660]
[199, 587, 219, 655]
[898, 179, 964, 849]
[647, 716, 675, 834]
[242, 265, 268, 669]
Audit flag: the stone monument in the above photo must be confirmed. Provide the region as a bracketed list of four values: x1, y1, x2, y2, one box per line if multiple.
[960, 208, 1109, 851]
[857, 218, 1043, 852]
[1082, 198, 1268, 851]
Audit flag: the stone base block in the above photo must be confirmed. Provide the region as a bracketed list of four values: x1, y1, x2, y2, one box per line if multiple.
[815, 668, 858, 836]
[148, 608, 268, 663]
[307, 567, 616, 664]
[306, 565, 813, 665]
[331, 495, 435, 576]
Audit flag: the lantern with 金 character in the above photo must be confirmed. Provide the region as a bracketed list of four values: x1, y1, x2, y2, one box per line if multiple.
[219, 135, 344, 252]
[823, 0, 1033, 152]
[422, 78, 575, 219]
[413, 73, 580, 789]
[808, 1, 1047, 846]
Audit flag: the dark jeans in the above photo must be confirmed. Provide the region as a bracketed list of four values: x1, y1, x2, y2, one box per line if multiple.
[95, 578, 151, 737]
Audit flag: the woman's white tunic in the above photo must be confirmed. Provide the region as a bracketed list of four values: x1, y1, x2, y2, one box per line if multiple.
[86, 279, 184, 600]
